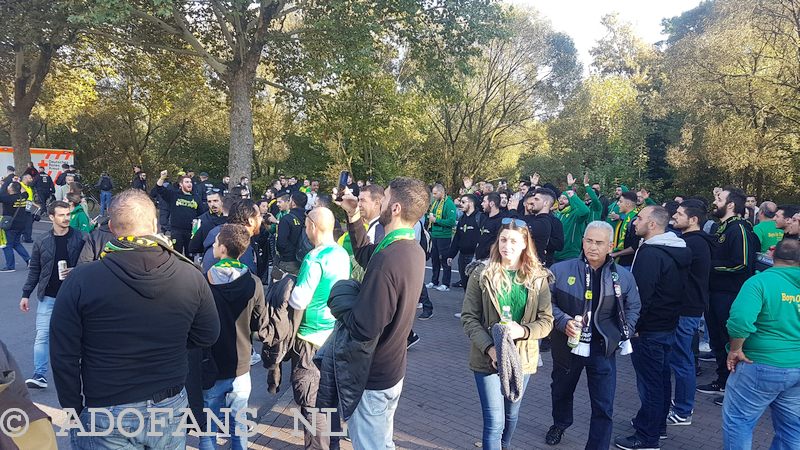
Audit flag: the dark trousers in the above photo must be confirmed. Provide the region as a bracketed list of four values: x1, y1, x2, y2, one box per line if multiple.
[22, 213, 33, 241]
[551, 337, 616, 450]
[159, 208, 171, 233]
[171, 228, 191, 255]
[291, 339, 341, 450]
[457, 252, 474, 286]
[2, 229, 30, 269]
[419, 286, 433, 313]
[186, 347, 206, 430]
[707, 291, 737, 385]
[631, 331, 675, 447]
[430, 237, 452, 286]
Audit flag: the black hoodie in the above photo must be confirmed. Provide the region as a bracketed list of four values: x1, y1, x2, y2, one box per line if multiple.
[710, 216, 759, 294]
[631, 232, 692, 333]
[189, 211, 228, 254]
[475, 210, 507, 260]
[448, 210, 482, 257]
[277, 207, 305, 263]
[680, 230, 715, 317]
[49, 247, 219, 411]
[523, 213, 552, 263]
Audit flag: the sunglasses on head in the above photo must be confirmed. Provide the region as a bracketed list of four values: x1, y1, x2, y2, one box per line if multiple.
[501, 217, 527, 228]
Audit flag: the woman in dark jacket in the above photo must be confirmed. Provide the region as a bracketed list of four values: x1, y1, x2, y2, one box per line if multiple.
[461, 219, 553, 450]
[0, 182, 32, 271]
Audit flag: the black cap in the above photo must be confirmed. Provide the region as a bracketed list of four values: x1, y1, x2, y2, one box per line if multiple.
[6, 166, 14, 172]
[199, 172, 209, 177]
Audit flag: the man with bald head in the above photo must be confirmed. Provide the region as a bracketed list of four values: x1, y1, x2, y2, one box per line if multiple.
[288, 206, 351, 449]
[49, 189, 220, 448]
[753, 201, 783, 253]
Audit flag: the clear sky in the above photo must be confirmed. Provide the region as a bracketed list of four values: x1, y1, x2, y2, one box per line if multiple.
[512, 0, 703, 73]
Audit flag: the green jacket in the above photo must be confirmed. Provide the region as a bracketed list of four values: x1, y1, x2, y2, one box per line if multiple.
[70, 204, 95, 233]
[427, 196, 457, 239]
[726, 266, 800, 368]
[554, 193, 590, 261]
[606, 184, 629, 227]
[584, 184, 604, 222]
[461, 263, 553, 375]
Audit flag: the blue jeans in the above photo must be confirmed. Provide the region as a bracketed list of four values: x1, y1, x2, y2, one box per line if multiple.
[631, 331, 675, 446]
[199, 373, 252, 450]
[474, 371, 531, 450]
[348, 379, 403, 450]
[670, 316, 701, 417]
[551, 340, 616, 450]
[723, 362, 800, 450]
[33, 296, 56, 377]
[2, 229, 30, 269]
[70, 388, 188, 449]
[99, 191, 112, 216]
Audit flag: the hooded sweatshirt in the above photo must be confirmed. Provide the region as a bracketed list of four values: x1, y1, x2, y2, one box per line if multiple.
[680, 230, 715, 317]
[554, 192, 591, 262]
[49, 247, 219, 411]
[727, 266, 800, 368]
[631, 232, 692, 333]
[710, 216, 759, 294]
[428, 195, 458, 239]
[207, 263, 266, 379]
[449, 210, 482, 257]
[606, 185, 629, 227]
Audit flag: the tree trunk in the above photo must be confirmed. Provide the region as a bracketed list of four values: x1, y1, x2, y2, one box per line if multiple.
[9, 113, 31, 172]
[227, 69, 255, 182]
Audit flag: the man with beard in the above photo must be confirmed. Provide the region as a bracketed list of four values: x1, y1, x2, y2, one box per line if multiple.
[609, 192, 640, 268]
[447, 194, 482, 288]
[426, 184, 457, 292]
[554, 174, 591, 263]
[606, 185, 630, 228]
[155, 171, 201, 255]
[696, 187, 758, 401]
[474, 192, 506, 260]
[188, 190, 227, 256]
[521, 189, 553, 263]
[774, 205, 799, 240]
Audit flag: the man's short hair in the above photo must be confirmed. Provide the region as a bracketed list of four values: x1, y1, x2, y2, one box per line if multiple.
[759, 201, 777, 219]
[108, 189, 158, 236]
[778, 205, 800, 219]
[679, 199, 707, 225]
[620, 191, 638, 203]
[363, 184, 385, 201]
[228, 199, 259, 227]
[290, 191, 308, 209]
[316, 194, 332, 208]
[216, 224, 251, 259]
[722, 186, 747, 216]
[278, 193, 290, 202]
[47, 200, 70, 216]
[178, 174, 192, 184]
[647, 205, 670, 230]
[387, 177, 430, 223]
[460, 194, 478, 209]
[773, 238, 799, 265]
[485, 192, 501, 209]
[584, 221, 613, 242]
[686, 195, 709, 209]
[222, 195, 237, 214]
[61, 164, 69, 170]
[66, 192, 82, 205]
[533, 187, 556, 201]
[520, 181, 532, 188]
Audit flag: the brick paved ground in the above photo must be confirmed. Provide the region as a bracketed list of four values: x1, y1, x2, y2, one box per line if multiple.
[247, 282, 775, 450]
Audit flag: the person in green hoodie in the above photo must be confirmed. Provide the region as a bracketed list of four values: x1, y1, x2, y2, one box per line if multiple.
[606, 184, 630, 227]
[66, 192, 95, 233]
[722, 238, 800, 450]
[426, 183, 458, 291]
[554, 174, 590, 262]
[582, 173, 605, 222]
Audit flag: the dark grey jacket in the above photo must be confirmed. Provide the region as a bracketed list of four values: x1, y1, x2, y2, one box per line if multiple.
[77, 220, 114, 264]
[550, 256, 640, 357]
[22, 229, 85, 300]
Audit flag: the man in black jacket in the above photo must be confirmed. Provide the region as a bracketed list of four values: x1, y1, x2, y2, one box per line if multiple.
[95, 171, 114, 216]
[335, 177, 428, 449]
[0, 181, 32, 271]
[546, 221, 641, 449]
[475, 192, 506, 260]
[188, 190, 227, 256]
[696, 187, 758, 398]
[668, 200, 714, 426]
[522, 188, 555, 263]
[447, 194, 481, 288]
[19, 201, 85, 389]
[156, 170, 201, 255]
[275, 191, 307, 275]
[616, 206, 691, 450]
[34, 167, 55, 206]
[50, 189, 219, 447]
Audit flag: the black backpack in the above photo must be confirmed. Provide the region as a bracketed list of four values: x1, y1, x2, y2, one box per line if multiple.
[289, 212, 314, 262]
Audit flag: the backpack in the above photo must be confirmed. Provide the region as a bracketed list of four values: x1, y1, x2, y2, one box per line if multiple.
[289, 212, 314, 262]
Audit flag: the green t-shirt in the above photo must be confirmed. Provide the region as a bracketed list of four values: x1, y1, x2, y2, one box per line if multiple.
[294, 243, 352, 346]
[497, 270, 528, 322]
[753, 220, 784, 253]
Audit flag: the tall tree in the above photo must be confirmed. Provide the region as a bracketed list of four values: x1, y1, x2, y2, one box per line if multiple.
[0, 0, 79, 170]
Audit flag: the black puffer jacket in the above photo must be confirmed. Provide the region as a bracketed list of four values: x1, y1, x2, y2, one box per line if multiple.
[314, 279, 378, 421]
[22, 229, 86, 300]
[259, 275, 300, 394]
[77, 219, 114, 264]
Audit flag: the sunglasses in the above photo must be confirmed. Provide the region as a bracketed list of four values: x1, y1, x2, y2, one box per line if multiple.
[501, 217, 527, 228]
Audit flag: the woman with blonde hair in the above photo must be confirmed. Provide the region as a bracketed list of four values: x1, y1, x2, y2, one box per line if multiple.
[461, 217, 554, 450]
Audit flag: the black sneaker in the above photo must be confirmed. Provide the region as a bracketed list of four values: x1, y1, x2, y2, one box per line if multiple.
[698, 351, 716, 362]
[696, 380, 725, 394]
[418, 310, 434, 320]
[545, 425, 565, 445]
[714, 395, 724, 406]
[540, 338, 552, 353]
[451, 281, 464, 288]
[614, 435, 660, 450]
[0, 267, 15, 273]
[25, 374, 47, 389]
[407, 333, 420, 349]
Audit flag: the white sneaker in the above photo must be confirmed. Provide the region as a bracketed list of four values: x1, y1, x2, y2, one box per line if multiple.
[435, 285, 450, 292]
[454, 313, 462, 318]
[699, 342, 712, 353]
[417, 303, 423, 309]
[250, 352, 262, 366]
[425, 282, 435, 289]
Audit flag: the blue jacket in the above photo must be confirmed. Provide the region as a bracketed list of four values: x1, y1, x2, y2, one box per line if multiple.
[201, 225, 257, 274]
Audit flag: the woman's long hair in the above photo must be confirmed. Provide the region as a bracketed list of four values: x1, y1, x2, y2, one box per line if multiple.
[482, 221, 550, 298]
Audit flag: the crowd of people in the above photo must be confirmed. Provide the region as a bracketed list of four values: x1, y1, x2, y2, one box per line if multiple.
[0, 163, 797, 450]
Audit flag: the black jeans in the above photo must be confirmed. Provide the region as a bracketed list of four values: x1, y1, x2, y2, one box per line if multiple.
[707, 291, 737, 385]
[159, 208, 171, 233]
[171, 228, 191, 256]
[430, 237, 452, 286]
[419, 286, 433, 313]
[291, 339, 341, 450]
[457, 252, 474, 286]
[22, 213, 33, 241]
[185, 347, 205, 430]
[551, 337, 616, 450]
[631, 331, 675, 447]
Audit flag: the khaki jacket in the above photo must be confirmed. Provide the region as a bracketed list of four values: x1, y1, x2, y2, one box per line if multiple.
[461, 264, 553, 374]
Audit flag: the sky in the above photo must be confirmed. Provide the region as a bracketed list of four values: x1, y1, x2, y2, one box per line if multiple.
[513, 0, 703, 73]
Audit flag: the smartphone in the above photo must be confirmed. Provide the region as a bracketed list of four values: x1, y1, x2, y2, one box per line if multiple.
[336, 170, 350, 202]
[93, 214, 101, 222]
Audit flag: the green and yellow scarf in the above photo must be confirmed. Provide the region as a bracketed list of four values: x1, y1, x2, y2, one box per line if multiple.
[372, 228, 415, 257]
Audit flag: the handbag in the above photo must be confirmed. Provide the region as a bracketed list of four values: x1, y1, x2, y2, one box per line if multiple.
[1, 201, 23, 230]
